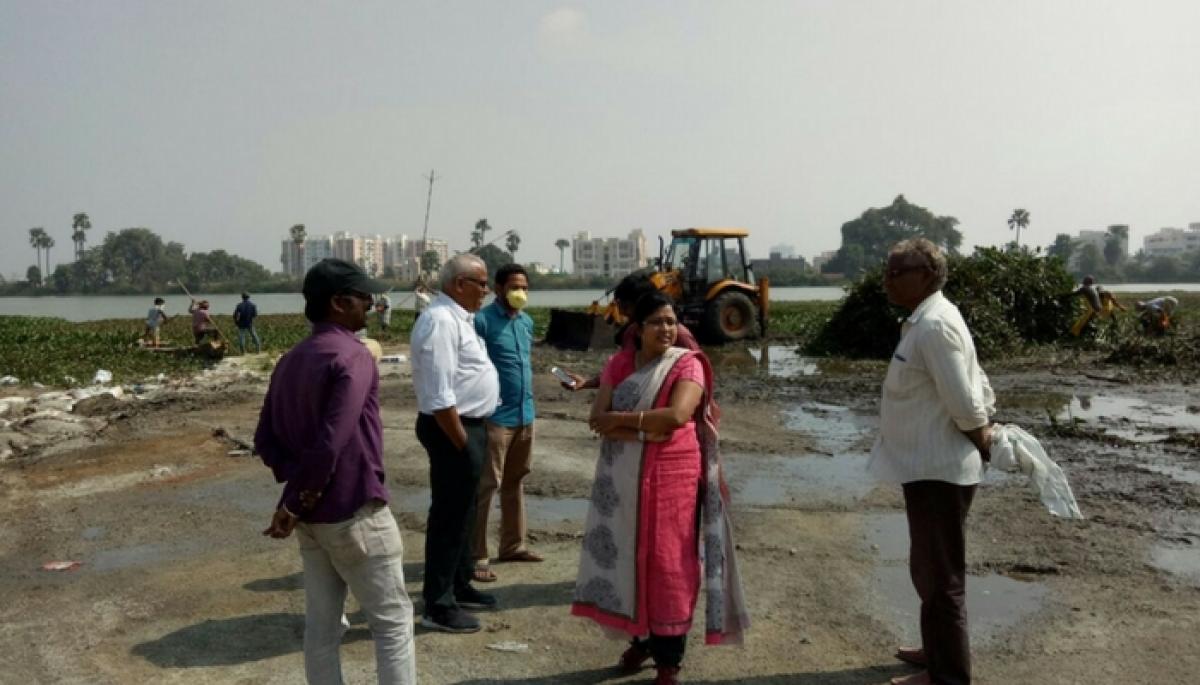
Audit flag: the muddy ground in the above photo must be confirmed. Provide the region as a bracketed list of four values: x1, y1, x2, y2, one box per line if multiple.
[2, 342, 1198, 684]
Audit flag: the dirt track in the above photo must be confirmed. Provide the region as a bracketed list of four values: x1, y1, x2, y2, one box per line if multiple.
[2, 343, 1198, 684]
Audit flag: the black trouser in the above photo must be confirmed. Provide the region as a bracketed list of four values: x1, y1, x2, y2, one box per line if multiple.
[632, 634, 686, 668]
[416, 412, 488, 613]
[903, 480, 976, 685]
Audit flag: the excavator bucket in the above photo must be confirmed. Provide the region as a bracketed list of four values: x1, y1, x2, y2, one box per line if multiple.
[544, 308, 621, 351]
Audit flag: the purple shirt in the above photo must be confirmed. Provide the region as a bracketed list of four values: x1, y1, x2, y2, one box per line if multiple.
[254, 322, 388, 523]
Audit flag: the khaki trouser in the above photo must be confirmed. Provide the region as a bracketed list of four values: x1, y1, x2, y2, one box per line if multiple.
[296, 502, 416, 685]
[473, 421, 534, 561]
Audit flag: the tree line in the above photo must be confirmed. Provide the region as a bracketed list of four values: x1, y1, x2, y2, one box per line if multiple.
[6, 218, 288, 295]
[822, 196, 1200, 283]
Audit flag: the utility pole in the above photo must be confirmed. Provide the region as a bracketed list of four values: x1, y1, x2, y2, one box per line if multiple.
[420, 169, 439, 247]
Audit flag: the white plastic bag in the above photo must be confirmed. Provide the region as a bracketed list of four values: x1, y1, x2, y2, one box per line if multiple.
[990, 424, 1083, 519]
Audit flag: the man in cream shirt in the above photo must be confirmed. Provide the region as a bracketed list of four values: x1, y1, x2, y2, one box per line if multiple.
[868, 238, 993, 685]
[411, 254, 501, 634]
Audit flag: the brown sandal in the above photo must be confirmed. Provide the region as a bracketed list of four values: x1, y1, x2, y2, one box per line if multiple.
[894, 646, 927, 667]
[473, 565, 498, 583]
[497, 549, 544, 563]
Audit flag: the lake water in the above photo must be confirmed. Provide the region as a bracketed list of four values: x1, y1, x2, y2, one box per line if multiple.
[2, 283, 1196, 322]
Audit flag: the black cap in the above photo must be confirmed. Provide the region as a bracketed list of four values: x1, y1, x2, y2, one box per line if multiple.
[303, 258, 390, 320]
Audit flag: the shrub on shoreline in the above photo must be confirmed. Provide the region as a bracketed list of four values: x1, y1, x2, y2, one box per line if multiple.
[806, 248, 1077, 359]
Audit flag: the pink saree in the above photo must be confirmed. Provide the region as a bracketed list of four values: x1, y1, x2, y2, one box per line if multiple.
[572, 346, 749, 645]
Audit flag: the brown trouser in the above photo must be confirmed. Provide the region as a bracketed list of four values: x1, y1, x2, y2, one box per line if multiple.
[472, 421, 534, 561]
[903, 480, 976, 685]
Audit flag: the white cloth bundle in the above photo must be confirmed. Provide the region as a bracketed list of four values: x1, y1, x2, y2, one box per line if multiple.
[989, 424, 1084, 519]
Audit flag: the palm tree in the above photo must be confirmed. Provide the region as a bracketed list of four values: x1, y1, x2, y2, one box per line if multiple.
[471, 218, 491, 249]
[1007, 208, 1030, 249]
[29, 227, 46, 276]
[505, 230, 521, 256]
[71, 212, 92, 260]
[41, 233, 55, 276]
[555, 239, 570, 273]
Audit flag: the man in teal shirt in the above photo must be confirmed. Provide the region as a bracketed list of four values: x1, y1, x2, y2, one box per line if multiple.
[472, 263, 542, 582]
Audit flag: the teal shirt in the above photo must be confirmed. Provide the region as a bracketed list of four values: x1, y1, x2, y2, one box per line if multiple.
[474, 301, 535, 427]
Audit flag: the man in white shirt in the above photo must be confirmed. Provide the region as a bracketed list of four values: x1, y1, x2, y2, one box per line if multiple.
[410, 254, 501, 634]
[868, 238, 993, 685]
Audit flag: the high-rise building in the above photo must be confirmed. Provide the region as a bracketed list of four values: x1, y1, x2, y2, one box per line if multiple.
[280, 240, 305, 277]
[1143, 224, 1200, 258]
[572, 229, 648, 279]
[1068, 229, 1126, 270]
[282, 231, 446, 279]
[304, 236, 334, 271]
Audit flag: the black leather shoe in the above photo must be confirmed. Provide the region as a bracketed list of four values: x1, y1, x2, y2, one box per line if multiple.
[455, 585, 497, 610]
[420, 607, 481, 633]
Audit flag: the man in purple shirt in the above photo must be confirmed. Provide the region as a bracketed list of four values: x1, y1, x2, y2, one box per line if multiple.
[256, 258, 415, 685]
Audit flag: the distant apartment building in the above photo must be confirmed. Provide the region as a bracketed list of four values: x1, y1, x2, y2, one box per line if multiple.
[1143, 223, 1200, 258]
[810, 249, 839, 273]
[304, 236, 334, 271]
[572, 229, 648, 279]
[281, 232, 445, 279]
[383, 235, 451, 281]
[281, 235, 334, 277]
[526, 261, 551, 275]
[1068, 227, 1127, 271]
[280, 241, 304, 277]
[769, 244, 796, 259]
[750, 250, 807, 274]
[331, 232, 385, 276]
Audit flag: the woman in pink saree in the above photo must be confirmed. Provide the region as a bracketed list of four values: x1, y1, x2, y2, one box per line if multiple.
[572, 293, 749, 685]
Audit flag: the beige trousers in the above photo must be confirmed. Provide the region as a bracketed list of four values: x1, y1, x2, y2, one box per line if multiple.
[296, 502, 416, 685]
[472, 421, 534, 561]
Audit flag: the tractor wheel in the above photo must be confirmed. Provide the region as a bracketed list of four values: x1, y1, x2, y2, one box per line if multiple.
[704, 291, 759, 343]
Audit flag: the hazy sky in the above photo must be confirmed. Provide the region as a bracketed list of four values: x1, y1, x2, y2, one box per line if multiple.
[3, 1, 1199, 280]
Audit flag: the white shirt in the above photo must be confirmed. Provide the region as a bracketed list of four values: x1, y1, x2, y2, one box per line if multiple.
[1144, 296, 1178, 315]
[414, 289, 431, 312]
[410, 293, 500, 418]
[868, 291, 995, 485]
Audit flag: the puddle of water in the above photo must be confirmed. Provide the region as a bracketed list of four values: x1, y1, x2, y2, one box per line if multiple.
[394, 488, 589, 525]
[865, 512, 1048, 644]
[726, 452, 872, 508]
[93, 543, 174, 572]
[864, 512, 909, 562]
[1149, 543, 1200, 587]
[1140, 463, 1200, 485]
[1056, 395, 1200, 442]
[872, 566, 1049, 645]
[746, 346, 821, 378]
[785, 402, 871, 454]
[173, 476, 279, 516]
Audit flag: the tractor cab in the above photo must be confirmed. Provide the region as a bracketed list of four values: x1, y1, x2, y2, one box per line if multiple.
[654, 228, 769, 342]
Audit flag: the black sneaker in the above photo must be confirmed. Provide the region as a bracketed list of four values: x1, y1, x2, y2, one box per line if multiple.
[455, 585, 497, 610]
[420, 607, 481, 634]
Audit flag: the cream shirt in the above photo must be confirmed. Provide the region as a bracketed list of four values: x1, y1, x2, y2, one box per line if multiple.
[868, 291, 995, 485]
[410, 293, 500, 418]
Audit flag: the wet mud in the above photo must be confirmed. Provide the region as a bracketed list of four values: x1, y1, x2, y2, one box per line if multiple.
[1, 342, 1197, 683]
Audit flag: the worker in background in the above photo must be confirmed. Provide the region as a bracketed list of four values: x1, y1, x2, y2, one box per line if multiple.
[1134, 296, 1179, 336]
[1068, 276, 1125, 337]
